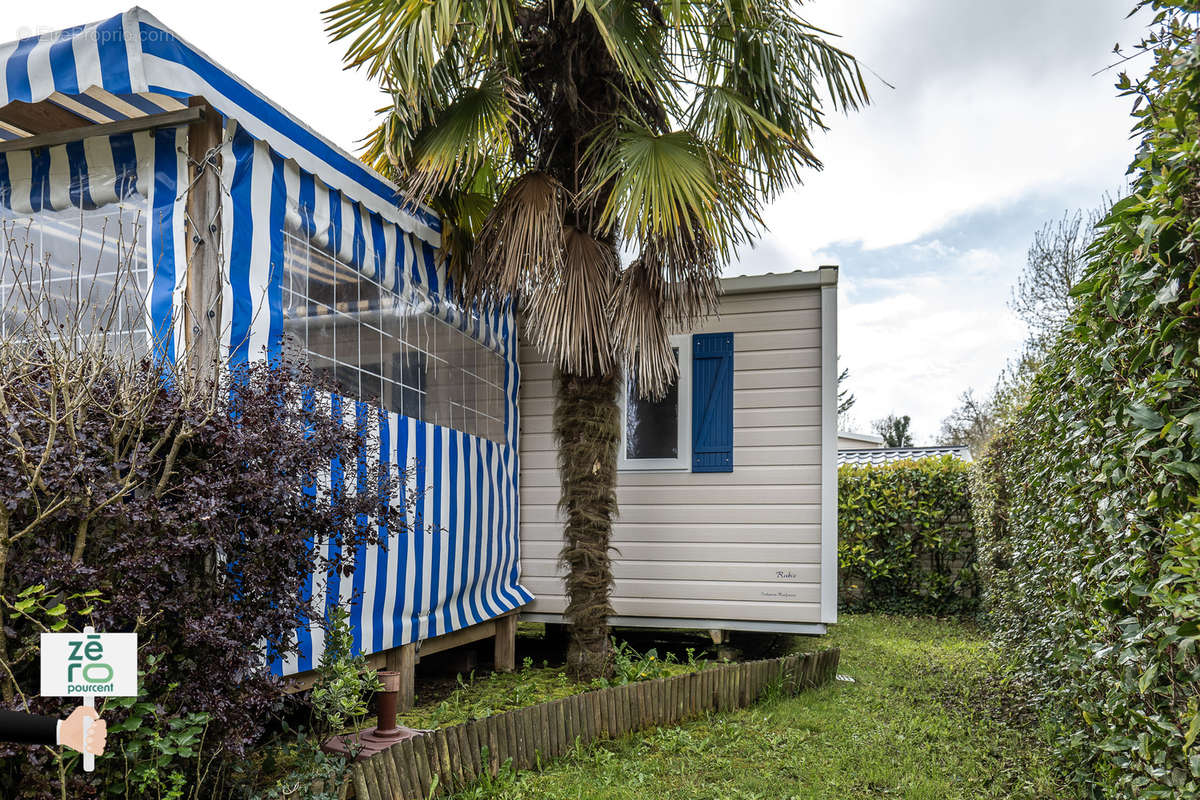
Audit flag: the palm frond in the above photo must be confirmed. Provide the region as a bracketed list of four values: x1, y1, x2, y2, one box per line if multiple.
[325, 0, 414, 79]
[327, 0, 517, 85]
[585, 122, 719, 248]
[525, 226, 617, 378]
[569, 0, 673, 99]
[638, 230, 722, 325]
[608, 258, 677, 399]
[470, 171, 567, 303]
[681, 0, 867, 196]
[388, 70, 522, 204]
[431, 163, 502, 293]
[690, 83, 819, 193]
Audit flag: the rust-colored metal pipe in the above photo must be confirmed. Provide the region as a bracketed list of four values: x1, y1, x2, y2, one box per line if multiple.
[372, 671, 404, 738]
[322, 670, 417, 760]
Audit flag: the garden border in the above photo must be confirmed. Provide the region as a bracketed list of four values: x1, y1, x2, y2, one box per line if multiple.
[343, 648, 840, 799]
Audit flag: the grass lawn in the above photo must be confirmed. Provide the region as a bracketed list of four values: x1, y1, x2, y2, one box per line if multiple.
[442, 614, 1067, 800]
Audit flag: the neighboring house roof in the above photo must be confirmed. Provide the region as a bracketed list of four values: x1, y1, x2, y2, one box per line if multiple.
[838, 445, 973, 466]
[837, 431, 884, 447]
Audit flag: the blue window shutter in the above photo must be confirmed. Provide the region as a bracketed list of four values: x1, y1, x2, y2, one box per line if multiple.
[692, 332, 734, 472]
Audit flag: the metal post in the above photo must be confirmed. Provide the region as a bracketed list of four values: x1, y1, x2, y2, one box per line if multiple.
[81, 625, 94, 773]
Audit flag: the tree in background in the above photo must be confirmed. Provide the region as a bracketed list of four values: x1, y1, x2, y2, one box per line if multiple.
[326, 0, 868, 678]
[1010, 206, 1105, 348]
[873, 414, 913, 447]
[837, 364, 856, 431]
[937, 389, 995, 455]
[989, 349, 1042, 425]
[940, 202, 1111, 457]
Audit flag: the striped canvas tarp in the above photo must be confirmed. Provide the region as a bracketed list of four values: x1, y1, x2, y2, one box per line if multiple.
[220, 121, 511, 370]
[219, 124, 533, 675]
[0, 9, 534, 676]
[283, 394, 533, 676]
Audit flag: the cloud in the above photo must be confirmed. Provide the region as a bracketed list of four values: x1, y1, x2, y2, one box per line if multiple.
[826, 225, 1028, 442]
[725, 0, 1145, 442]
[732, 0, 1144, 260]
[835, 257, 1025, 443]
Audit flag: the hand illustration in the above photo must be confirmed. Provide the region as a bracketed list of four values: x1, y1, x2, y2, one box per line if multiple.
[60, 705, 106, 756]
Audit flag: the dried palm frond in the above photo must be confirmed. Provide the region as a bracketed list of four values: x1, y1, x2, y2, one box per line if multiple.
[525, 226, 617, 378]
[608, 258, 677, 399]
[637, 227, 722, 328]
[469, 171, 567, 304]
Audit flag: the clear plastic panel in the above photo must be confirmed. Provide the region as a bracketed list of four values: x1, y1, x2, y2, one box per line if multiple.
[281, 229, 506, 441]
[0, 202, 150, 359]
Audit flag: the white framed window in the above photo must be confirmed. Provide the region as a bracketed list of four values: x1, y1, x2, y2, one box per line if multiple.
[618, 333, 691, 471]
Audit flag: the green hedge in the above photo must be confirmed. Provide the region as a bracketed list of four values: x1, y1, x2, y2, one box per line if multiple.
[971, 5, 1200, 795]
[838, 456, 977, 615]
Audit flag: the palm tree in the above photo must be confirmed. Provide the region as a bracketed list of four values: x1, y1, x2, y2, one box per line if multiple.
[326, 0, 868, 679]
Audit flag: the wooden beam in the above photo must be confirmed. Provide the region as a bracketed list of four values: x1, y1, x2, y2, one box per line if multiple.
[282, 611, 523, 694]
[0, 99, 92, 136]
[386, 642, 418, 712]
[183, 98, 224, 383]
[418, 618, 497, 659]
[0, 106, 203, 154]
[494, 613, 517, 673]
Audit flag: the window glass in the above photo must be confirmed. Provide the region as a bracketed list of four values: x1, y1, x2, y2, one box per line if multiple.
[281, 230, 506, 442]
[625, 347, 680, 460]
[619, 335, 692, 471]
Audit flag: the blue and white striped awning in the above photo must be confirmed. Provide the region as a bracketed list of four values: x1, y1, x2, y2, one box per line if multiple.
[0, 7, 441, 246]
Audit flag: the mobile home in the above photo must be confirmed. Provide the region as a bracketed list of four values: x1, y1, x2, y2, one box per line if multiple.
[518, 268, 839, 635]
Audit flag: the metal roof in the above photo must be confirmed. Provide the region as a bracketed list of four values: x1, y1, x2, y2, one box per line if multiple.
[721, 266, 837, 294]
[838, 445, 973, 467]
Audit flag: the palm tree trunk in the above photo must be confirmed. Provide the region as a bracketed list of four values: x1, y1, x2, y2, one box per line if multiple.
[554, 366, 621, 680]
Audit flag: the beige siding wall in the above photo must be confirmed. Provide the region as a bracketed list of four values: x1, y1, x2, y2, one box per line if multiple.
[837, 434, 883, 450]
[517, 281, 828, 627]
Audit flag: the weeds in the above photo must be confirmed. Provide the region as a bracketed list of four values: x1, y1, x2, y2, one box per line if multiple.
[402, 637, 707, 730]
[441, 615, 1066, 800]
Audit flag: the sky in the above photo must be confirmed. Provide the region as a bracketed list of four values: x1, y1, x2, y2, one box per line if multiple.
[8, 1, 1149, 443]
[737, 0, 1148, 442]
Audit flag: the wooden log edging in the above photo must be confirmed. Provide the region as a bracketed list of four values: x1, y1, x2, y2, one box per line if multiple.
[347, 648, 839, 799]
